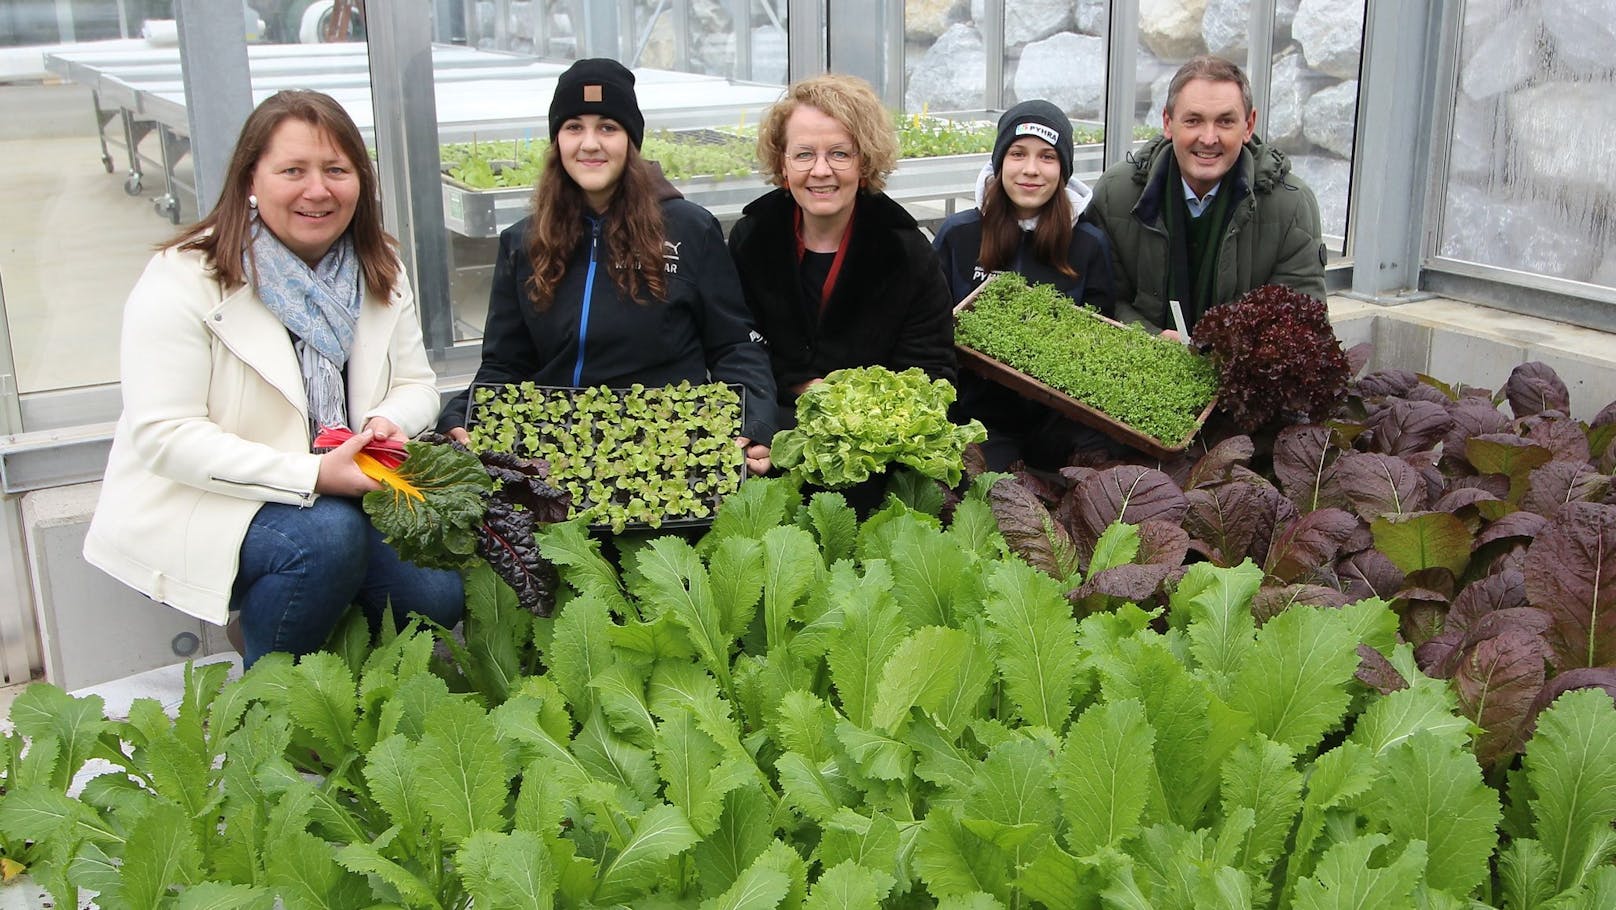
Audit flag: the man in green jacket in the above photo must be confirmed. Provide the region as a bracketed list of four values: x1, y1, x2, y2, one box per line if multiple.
[1091, 55, 1328, 333]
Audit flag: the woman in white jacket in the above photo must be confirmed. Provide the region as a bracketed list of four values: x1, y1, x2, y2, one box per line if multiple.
[84, 90, 461, 666]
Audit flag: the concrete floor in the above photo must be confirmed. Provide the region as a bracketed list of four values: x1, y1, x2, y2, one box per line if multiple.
[0, 79, 171, 393]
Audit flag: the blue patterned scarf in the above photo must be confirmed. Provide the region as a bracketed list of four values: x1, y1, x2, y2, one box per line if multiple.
[245, 222, 361, 437]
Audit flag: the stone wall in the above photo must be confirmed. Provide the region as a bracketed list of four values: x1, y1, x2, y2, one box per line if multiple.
[902, 0, 1361, 238]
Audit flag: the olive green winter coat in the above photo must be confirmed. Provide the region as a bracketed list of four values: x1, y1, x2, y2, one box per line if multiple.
[1089, 134, 1328, 331]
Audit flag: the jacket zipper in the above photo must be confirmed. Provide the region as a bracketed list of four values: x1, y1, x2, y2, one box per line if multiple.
[211, 476, 316, 505]
[572, 216, 602, 386]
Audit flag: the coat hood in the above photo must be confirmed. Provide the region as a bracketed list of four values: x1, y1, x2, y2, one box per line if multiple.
[646, 159, 684, 202]
[972, 161, 1094, 229]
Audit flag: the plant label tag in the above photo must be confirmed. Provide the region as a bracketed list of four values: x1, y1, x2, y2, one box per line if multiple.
[1168, 299, 1192, 345]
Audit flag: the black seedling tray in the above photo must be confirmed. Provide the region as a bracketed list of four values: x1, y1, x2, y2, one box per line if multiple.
[468, 381, 747, 533]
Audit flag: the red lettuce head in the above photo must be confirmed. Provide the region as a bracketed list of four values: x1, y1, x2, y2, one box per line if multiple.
[1193, 284, 1351, 432]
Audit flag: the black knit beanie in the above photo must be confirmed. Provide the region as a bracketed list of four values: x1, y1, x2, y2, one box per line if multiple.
[991, 100, 1074, 184]
[548, 58, 645, 148]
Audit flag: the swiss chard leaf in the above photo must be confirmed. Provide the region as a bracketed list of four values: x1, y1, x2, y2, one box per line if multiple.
[363, 439, 493, 570]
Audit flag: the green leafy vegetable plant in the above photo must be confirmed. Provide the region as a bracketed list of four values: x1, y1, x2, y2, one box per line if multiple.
[468, 380, 744, 533]
[6, 476, 1609, 907]
[443, 116, 1005, 191]
[771, 365, 986, 489]
[955, 272, 1219, 446]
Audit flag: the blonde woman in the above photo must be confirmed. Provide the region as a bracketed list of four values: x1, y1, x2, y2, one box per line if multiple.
[728, 74, 955, 416]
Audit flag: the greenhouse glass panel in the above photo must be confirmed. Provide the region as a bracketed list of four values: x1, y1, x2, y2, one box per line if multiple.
[1437, 0, 1616, 290]
[901, 0, 986, 114]
[0, 0, 326, 395]
[1269, 0, 1362, 249]
[903, 2, 1108, 182]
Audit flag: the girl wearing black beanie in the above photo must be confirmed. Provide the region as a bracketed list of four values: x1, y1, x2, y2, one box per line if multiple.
[440, 58, 778, 475]
[933, 98, 1118, 470]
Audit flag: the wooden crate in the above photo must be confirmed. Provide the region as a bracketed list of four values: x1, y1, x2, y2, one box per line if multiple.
[952, 282, 1217, 460]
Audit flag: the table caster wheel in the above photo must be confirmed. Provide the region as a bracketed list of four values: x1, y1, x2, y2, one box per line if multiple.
[124, 173, 142, 195]
[154, 195, 180, 223]
[101, 153, 114, 174]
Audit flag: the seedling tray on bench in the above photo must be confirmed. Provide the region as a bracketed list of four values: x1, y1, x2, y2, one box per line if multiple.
[952, 276, 1218, 460]
[468, 380, 746, 533]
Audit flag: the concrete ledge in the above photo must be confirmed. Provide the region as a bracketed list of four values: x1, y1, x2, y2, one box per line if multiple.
[23, 482, 230, 690]
[1329, 294, 1616, 418]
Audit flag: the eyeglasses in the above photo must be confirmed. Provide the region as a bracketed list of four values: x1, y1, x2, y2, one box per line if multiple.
[785, 147, 858, 172]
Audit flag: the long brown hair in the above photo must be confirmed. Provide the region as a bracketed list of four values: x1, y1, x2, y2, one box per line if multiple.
[524, 141, 667, 308]
[978, 173, 1077, 278]
[168, 90, 399, 298]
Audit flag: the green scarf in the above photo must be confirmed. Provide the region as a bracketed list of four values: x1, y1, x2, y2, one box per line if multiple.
[1161, 155, 1234, 328]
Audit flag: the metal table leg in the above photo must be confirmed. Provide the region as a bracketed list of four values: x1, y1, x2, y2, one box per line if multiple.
[152, 124, 191, 224]
[89, 89, 117, 174]
[120, 110, 155, 194]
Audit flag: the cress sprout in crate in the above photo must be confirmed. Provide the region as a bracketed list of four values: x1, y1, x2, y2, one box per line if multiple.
[954, 272, 1217, 449]
[770, 366, 986, 489]
[469, 380, 746, 533]
[1191, 284, 1351, 432]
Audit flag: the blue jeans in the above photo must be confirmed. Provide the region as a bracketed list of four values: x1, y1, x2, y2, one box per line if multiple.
[232, 496, 464, 667]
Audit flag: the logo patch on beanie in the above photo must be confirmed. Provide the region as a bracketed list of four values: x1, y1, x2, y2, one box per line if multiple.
[1014, 122, 1060, 147]
[584, 84, 603, 102]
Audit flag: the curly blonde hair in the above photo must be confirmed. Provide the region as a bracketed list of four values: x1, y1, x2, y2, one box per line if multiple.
[755, 73, 898, 193]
